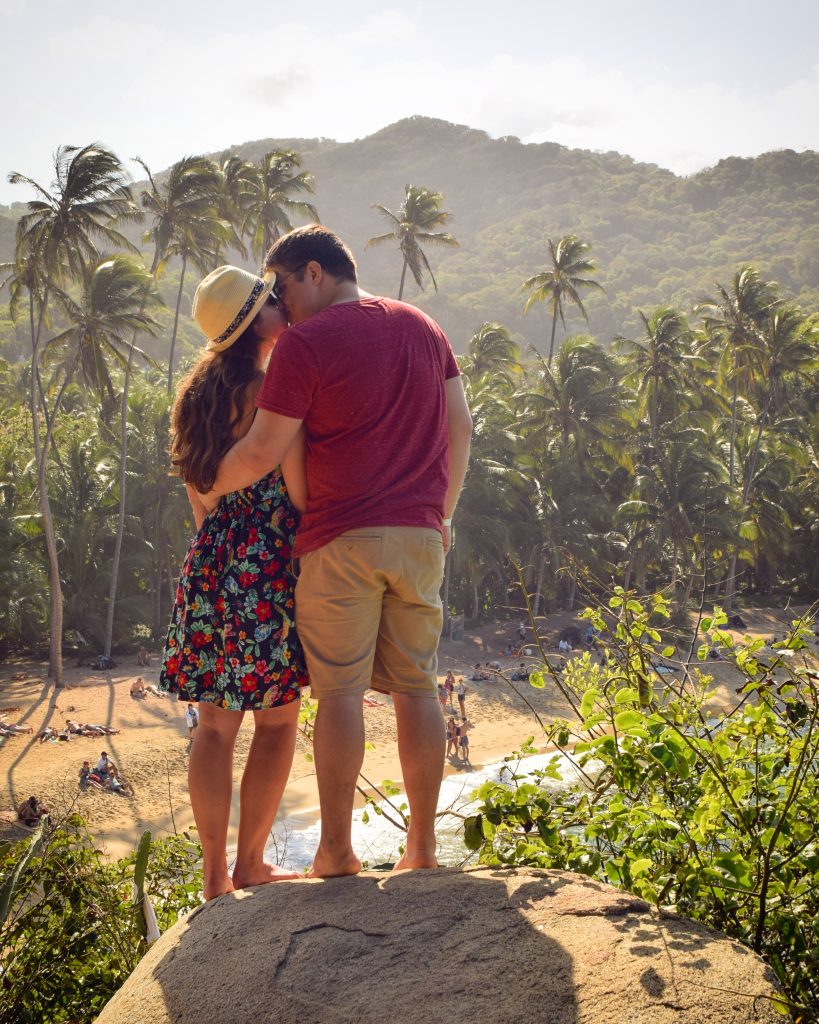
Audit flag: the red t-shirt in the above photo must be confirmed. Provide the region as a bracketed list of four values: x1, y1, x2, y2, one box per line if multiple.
[256, 297, 460, 556]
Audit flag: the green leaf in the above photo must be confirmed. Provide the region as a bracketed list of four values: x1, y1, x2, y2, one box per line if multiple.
[661, 646, 675, 658]
[615, 710, 645, 731]
[631, 857, 653, 876]
[464, 815, 484, 852]
[528, 670, 545, 689]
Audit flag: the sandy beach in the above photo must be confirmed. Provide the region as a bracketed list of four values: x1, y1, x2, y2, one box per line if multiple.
[1, 605, 813, 861]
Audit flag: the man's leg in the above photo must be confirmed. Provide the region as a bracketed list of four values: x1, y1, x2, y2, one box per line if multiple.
[294, 532, 384, 878]
[187, 702, 243, 900]
[309, 692, 366, 877]
[392, 693, 445, 869]
[374, 528, 446, 870]
[233, 700, 301, 888]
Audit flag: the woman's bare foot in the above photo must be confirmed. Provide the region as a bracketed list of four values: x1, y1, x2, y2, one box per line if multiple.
[203, 874, 235, 901]
[307, 846, 362, 878]
[232, 861, 301, 889]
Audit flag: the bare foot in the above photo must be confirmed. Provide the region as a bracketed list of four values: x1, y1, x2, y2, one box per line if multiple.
[232, 862, 301, 889]
[308, 848, 362, 879]
[392, 852, 438, 871]
[203, 875, 235, 901]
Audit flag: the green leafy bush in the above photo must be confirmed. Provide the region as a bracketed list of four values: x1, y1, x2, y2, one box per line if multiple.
[0, 814, 202, 1023]
[465, 593, 818, 1021]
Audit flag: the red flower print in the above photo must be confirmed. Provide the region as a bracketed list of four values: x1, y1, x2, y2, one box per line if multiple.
[238, 571, 258, 588]
[192, 631, 210, 649]
[256, 600, 272, 622]
[241, 674, 257, 693]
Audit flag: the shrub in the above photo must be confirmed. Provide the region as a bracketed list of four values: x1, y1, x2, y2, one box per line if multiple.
[464, 592, 818, 1021]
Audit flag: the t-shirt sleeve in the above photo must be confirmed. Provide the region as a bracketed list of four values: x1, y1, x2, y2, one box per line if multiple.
[255, 330, 317, 418]
[425, 314, 459, 380]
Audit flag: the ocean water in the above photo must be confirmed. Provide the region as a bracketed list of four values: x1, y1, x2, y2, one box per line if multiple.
[263, 749, 595, 872]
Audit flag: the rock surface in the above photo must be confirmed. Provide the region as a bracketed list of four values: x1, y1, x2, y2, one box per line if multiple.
[97, 867, 782, 1024]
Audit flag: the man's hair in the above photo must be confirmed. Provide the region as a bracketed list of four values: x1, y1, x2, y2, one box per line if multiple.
[264, 225, 357, 283]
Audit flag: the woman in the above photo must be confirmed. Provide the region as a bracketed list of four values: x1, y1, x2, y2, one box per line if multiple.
[159, 265, 309, 900]
[445, 717, 458, 758]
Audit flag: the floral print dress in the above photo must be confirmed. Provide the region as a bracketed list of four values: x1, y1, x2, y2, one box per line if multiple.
[159, 469, 308, 710]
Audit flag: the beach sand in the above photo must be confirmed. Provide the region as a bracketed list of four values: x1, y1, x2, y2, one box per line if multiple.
[1, 605, 814, 860]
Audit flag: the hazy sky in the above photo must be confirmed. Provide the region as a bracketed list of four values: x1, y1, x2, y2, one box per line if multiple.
[2, 0, 818, 205]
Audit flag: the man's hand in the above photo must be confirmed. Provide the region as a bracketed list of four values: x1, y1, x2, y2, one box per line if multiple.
[443, 523, 453, 554]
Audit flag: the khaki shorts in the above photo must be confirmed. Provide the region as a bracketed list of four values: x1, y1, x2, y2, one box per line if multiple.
[295, 527, 444, 699]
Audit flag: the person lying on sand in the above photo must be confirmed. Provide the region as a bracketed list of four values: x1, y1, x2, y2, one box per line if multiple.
[67, 720, 119, 736]
[0, 718, 33, 735]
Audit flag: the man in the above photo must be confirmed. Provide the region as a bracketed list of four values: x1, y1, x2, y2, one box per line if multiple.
[205, 226, 472, 877]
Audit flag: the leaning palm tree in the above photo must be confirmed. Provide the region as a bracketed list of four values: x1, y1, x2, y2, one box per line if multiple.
[7, 143, 139, 684]
[520, 235, 604, 364]
[366, 185, 459, 300]
[135, 155, 227, 392]
[238, 150, 319, 261]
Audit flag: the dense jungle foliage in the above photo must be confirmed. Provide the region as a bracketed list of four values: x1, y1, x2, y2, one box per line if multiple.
[0, 124, 817, 683]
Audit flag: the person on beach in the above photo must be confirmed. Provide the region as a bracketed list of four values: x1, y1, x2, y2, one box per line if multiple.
[437, 682, 448, 714]
[457, 718, 472, 764]
[158, 265, 309, 900]
[130, 678, 146, 698]
[203, 226, 473, 877]
[184, 702, 199, 740]
[445, 717, 459, 758]
[17, 796, 48, 827]
[444, 670, 456, 708]
[456, 678, 468, 717]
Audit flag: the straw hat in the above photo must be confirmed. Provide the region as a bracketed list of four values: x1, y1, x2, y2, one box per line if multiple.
[192, 265, 277, 352]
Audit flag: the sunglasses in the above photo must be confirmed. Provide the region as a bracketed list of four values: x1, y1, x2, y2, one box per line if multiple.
[271, 263, 308, 303]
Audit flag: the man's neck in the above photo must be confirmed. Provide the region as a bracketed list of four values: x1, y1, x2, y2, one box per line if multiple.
[326, 281, 372, 307]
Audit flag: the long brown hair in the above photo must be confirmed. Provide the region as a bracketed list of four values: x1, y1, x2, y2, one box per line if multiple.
[170, 323, 262, 492]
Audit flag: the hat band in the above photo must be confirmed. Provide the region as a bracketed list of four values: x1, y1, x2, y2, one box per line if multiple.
[212, 279, 266, 346]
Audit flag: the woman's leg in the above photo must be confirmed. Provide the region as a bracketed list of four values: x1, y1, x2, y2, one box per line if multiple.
[232, 699, 301, 888]
[188, 702, 244, 900]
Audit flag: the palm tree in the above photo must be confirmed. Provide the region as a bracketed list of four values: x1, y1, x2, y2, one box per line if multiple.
[7, 144, 138, 683]
[520, 235, 604, 364]
[695, 267, 779, 487]
[44, 256, 161, 654]
[614, 307, 701, 453]
[238, 150, 319, 261]
[135, 155, 226, 392]
[366, 185, 459, 300]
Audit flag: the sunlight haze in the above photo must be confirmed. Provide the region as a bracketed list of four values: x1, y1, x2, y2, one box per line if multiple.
[1, 0, 818, 202]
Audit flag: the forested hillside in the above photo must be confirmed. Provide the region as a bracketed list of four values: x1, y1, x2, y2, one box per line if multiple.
[2, 117, 818, 356]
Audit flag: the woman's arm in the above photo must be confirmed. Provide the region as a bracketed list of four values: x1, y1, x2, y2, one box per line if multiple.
[281, 426, 308, 514]
[185, 483, 209, 532]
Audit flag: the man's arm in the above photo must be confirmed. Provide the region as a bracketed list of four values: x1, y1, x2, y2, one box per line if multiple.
[201, 409, 304, 508]
[443, 375, 473, 552]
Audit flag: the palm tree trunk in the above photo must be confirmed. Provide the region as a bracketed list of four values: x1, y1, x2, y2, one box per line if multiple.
[548, 300, 559, 364]
[104, 333, 139, 657]
[29, 289, 64, 685]
[166, 254, 188, 395]
[533, 548, 547, 617]
[398, 259, 408, 301]
[471, 582, 479, 621]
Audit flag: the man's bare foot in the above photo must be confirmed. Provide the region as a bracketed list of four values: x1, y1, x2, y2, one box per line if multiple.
[232, 862, 301, 889]
[203, 875, 235, 901]
[392, 851, 438, 871]
[307, 848, 362, 878]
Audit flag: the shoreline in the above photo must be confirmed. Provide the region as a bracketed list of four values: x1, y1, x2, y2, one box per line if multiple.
[2, 606, 813, 862]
